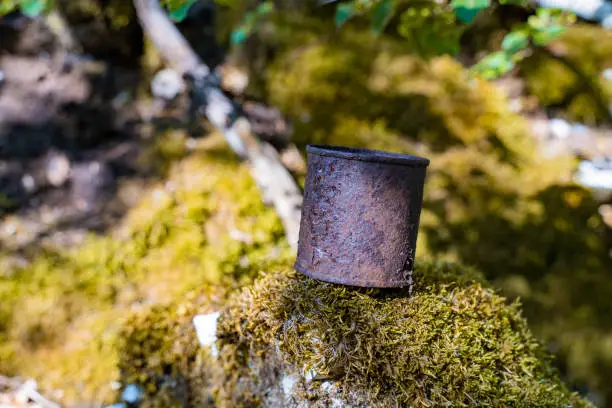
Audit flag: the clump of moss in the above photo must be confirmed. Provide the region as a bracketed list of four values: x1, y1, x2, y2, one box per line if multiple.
[216, 261, 592, 407]
[0, 136, 292, 404]
[117, 292, 217, 408]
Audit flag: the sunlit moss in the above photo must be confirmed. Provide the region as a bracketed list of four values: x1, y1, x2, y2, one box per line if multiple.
[117, 292, 218, 408]
[115, 261, 591, 407]
[0, 135, 291, 404]
[214, 261, 592, 407]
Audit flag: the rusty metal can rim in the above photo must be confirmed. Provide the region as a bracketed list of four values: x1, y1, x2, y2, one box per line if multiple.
[307, 144, 430, 167]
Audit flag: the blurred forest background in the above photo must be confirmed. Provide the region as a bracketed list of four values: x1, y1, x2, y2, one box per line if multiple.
[1, 0, 612, 406]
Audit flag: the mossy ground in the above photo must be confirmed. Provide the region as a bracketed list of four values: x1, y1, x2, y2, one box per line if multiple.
[0, 134, 292, 404]
[117, 292, 218, 408]
[117, 261, 592, 407]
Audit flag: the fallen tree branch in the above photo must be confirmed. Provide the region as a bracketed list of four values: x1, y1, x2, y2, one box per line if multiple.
[132, 0, 303, 248]
[44, 8, 80, 54]
[0, 376, 60, 408]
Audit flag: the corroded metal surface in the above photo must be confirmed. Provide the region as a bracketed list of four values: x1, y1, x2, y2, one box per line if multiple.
[295, 145, 429, 288]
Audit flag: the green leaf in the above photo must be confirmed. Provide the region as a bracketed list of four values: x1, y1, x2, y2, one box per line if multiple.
[0, 0, 18, 15]
[231, 27, 249, 45]
[20, 0, 46, 17]
[168, 0, 197, 22]
[453, 6, 481, 23]
[473, 51, 515, 79]
[371, 0, 394, 35]
[255, 1, 274, 16]
[501, 30, 529, 54]
[336, 2, 356, 27]
[484, 51, 513, 71]
[533, 24, 566, 45]
[451, 0, 491, 10]
[451, 0, 490, 23]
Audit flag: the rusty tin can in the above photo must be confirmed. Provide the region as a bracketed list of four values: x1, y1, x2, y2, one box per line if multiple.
[295, 145, 429, 288]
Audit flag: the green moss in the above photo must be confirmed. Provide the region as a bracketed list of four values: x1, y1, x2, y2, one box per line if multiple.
[115, 261, 591, 407]
[0, 137, 291, 405]
[117, 293, 217, 408]
[215, 261, 591, 407]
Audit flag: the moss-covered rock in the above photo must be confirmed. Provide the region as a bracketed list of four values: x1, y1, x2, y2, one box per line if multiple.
[217, 262, 595, 407]
[117, 261, 592, 407]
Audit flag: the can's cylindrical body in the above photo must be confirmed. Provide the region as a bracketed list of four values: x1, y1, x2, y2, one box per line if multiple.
[295, 145, 429, 288]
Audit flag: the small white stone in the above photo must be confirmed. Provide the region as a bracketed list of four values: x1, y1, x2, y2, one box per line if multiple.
[549, 118, 571, 139]
[220, 66, 249, 95]
[185, 138, 198, 150]
[15, 379, 37, 404]
[331, 397, 345, 408]
[193, 311, 221, 358]
[320, 381, 335, 394]
[121, 384, 142, 404]
[304, 369, 318, 382]
[152, 188, 167, 202]
[46, 153, 70, 187]
[599, 204, 612, 227]
[165, 181, 177, 192]
[575, 160, 612, 201]
[571, 123, 589, 134]
[281, 374, 299, 397]
[21, 174, 36, 192]
[151, 68, 185, 100]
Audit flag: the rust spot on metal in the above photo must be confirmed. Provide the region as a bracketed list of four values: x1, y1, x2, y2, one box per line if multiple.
[295, 145, 429, 289]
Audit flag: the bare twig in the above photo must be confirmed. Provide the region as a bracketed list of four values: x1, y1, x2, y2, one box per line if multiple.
[132, 0, 303, 248]
[44, 9, 80, 53]
[0, 377, 61, 408]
